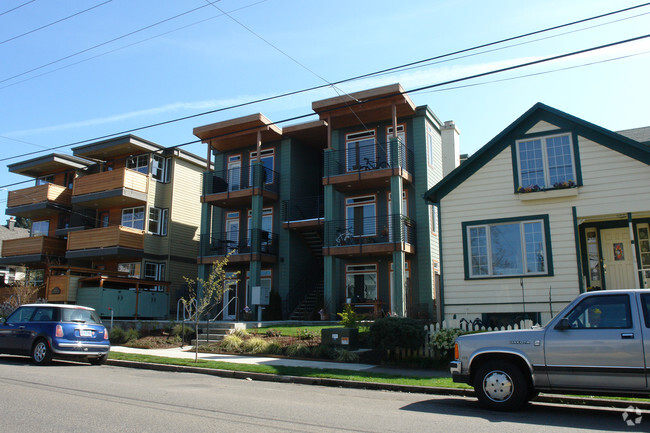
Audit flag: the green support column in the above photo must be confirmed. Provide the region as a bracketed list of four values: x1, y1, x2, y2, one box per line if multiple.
[323, 180, 336, 316]
[390, 138, 406, 317]
[250, 162, 264, 318]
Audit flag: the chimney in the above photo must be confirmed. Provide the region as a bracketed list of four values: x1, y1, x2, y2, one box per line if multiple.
[441, 120, 460, 177]
[7, 217, 15, 230]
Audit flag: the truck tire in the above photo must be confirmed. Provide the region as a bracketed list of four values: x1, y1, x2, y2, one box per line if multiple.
[473, 360, 530, 411]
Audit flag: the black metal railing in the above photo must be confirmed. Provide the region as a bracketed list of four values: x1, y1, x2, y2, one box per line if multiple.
[203, 164, 279, 196]
[281, 195, 324, 222]
[323, 214, 416, 248]
[323, 138, 413, 178]
[284, 258, 322, 318]
[203, 229, 279, 256]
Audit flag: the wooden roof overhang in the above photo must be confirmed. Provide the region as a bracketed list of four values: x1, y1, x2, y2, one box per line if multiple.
[282, 120, 328, 149]
[311, 83, 416, 129]
[193, 113, 282, 152]
[71, 135, 163, 160]
[8, 153, 92, 177]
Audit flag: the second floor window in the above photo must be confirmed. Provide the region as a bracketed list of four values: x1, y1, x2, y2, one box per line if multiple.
[36, 175, 54, 186]
[122, 206, 145, 230]
[127, 154, 149, 174]
[148, 207, 168, 235]
[31, 220, 49, 237]
[152, 155, 171, 182]
[516, 133, 576, 190]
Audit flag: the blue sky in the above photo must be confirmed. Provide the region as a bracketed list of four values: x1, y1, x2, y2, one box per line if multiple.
[1, 0, 649, 219]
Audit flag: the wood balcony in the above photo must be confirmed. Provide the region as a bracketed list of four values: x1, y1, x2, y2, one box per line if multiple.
[6, 184, 71, 218]
[1, 236, 67, 258]
[72, 168, 149, 208]
[66, 226, 144, 254]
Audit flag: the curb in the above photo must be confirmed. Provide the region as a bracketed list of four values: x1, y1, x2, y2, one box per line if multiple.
[106, 359, 650, 410]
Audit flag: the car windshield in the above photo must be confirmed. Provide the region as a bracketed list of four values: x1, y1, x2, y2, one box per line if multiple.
[61, 308, 102, 324]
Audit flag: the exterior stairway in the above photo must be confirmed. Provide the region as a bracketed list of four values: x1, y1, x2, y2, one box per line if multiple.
[190, 322, 238, 346]
[300, 229, 323, 258]
[289, 279, 324, 321]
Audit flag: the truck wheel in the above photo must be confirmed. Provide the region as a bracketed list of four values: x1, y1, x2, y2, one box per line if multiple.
[473, 360, 529, 411]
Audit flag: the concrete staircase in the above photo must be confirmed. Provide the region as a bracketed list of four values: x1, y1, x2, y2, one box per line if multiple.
[190, 322, 239, 346]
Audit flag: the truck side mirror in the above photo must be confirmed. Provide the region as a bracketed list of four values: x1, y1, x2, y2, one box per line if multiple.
[555, 318, 570, 330]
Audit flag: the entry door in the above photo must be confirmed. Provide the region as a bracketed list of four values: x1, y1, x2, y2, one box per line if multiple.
[227, 158, 241, 191]
[223, 280, 237, 320]
[601, 228, 636, 290]
[225, 219, 239, 253]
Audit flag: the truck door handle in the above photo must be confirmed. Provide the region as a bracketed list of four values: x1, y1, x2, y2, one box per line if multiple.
[621, 333, 635, 339]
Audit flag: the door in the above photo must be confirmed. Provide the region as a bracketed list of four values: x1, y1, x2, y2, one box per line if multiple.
[227, 157, 241, 191]
[0, 306, 36, 353]
[601, 228, 636, 290]
[223, 280, 237, 320]
[225, 219, 240, 253]
[544, 293, 646, 391]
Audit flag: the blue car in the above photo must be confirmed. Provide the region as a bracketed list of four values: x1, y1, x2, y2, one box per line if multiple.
[0, 304, 110, 365]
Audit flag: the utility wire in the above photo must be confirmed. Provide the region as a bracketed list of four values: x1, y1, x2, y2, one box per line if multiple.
[0, 0, 113, 46]
[0, 0, 36, 17]
[2, 2, 647, 162]
[0, 3, 213, 85]
[1, 36, 648, 192]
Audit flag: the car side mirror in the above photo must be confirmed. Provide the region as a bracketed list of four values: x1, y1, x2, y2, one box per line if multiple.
[0, 317, 5, 324]
[555, 318, 570, 330]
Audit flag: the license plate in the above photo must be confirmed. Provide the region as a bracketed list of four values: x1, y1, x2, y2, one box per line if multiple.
[80, 329, 93, 337]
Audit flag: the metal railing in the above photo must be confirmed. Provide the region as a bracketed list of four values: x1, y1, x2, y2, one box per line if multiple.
[203, 229, 279, 256]
[210, 296, 238, 322]
[323, 214, 416, 248]
[281, 195, 324, 222]
[203, 164, 279, 195]
[323, 139, 413, 178]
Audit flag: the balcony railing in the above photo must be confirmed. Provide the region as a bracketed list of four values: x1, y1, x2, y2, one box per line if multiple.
[1, 236, 67, 257]
[323, 214, 416, 248]
[72, 168, 148, 196]
[203, 229, 279, 256]
[66, 225, 144, 251]
[203, 164, 279, 196]
[282, 195, 324, 222]
[7, 183, 71, 209]
[324, 139, 413, 178]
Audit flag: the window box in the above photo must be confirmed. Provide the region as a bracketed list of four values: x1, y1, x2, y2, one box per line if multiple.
[517, 186, 578, 201]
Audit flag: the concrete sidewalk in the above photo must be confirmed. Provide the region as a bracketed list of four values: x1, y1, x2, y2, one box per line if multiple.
[110, 345, 449, 377]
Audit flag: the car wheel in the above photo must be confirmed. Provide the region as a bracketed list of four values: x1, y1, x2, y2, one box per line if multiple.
[31, 339, 53, 365]
[89, 354, 108, 365]
[473, 360, 529, 411]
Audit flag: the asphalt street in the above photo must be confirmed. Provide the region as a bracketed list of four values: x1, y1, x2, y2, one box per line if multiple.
[0, 356, 646, 433]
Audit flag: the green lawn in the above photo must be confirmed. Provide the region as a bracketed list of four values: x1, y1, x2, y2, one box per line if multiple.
[108, 351, 466, 389]
[248, 325, 345, 337]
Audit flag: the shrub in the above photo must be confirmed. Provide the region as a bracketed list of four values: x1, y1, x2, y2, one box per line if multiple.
[429, 328, 466, 361]
[264, 341, 283, 355]
[310, 345, 335, 360]
[369, 317, 426, 353]
[241, 337, 269, 354]
[219, 334, 243, 352]
[297, 328, 317, 340]
[285, 343, 310, 358]
[230, 328, 248, 338]
[109, 326, 126, 344]
[197, 342, 221, 352]
[334, 349, 359, 363]
[171, 324, 195, 339]
[265, 328, 282, 338]
[337, 304, 359, 328]
[125, 328, 140, 343]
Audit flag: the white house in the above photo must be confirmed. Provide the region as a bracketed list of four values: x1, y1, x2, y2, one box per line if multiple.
[424, 103, 650, 327]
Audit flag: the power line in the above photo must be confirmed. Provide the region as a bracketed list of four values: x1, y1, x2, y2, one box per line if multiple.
[2, 2, 647, 164]
[0, 0, 36, 17]
[0, 3, 213, 85]
[0, 1, 113, 46]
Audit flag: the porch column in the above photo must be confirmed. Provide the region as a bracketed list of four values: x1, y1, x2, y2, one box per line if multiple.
[324, 183, 337, 315]
[629, 213, 641, 289]
[390, 171, 406, 317]
[250, 131, 263, 317]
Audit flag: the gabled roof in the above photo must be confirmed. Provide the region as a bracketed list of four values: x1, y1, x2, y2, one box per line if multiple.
[424, 103, 650, 203]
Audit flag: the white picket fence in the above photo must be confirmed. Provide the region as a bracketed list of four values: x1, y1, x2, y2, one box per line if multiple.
[392, 319, 540, 360]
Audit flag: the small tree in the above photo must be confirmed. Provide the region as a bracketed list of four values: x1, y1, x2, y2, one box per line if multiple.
[182, 254, 239, 362]
[1, 279, 41, 318]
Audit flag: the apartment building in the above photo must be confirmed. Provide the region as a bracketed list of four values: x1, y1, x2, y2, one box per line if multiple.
[194, 84, 458, 320]
[0, 135, 206, 318]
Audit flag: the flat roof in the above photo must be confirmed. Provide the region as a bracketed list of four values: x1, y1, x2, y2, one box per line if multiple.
[282, 120, 328, 149]
[8, 153, 92, 177]
[72, 135, 163, 160]
[193, 113, 283, 152]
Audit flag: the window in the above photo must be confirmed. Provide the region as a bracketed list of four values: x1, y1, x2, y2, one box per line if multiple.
[118, 262, 141, 278]
[516, 133, 576, 189]
[126, 154, 149, 174]
[121, 206, 145, 230]
[564, 294, 632, 329]
[152, 154, 171, 182]
[464, 216, 550, 278]
[426, 123, 436, 166]
[430, 204, 438, 235]
[98, 211, 110, 228]
[144, 262, 166, 291]
[247, 208, 273, 246]
[249, 148, 274, 185]
[148, 207, 168, 235]
[64, 172, 75, 189]
[36, 175, 53, 186]
[346, 264, 377, 301]
[31, 220, 49, 237]
[345, 130, 375, 172]
[345, 195, 376, 237]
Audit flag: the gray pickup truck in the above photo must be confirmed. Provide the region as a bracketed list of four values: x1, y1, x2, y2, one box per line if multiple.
[450, 289, 650, 410]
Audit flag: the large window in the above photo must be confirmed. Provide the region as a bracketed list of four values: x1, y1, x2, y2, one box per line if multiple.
[249, 148, 274, 185]
[148, 207, 168, 235]
[144, 262, 166, 291]
[126, 154, 149, 174]
[31, 220, 49, 237]
[464, 216, 551, 278]
[151, 154, 171, 182]
[345, 130, 375, 172]
[345, 195, 376, 237]
[121, 206, 145, 230]
[516, 133, 576, 189]
[346, 264, 377, 301]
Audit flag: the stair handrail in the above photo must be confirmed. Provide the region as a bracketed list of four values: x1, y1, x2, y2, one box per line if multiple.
[177, 298, 197, 322]
[286, 259, 322, 318]
[209, 296, 239, 322]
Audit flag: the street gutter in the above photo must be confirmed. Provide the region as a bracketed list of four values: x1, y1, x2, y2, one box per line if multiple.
[106, 359, 650, 411]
